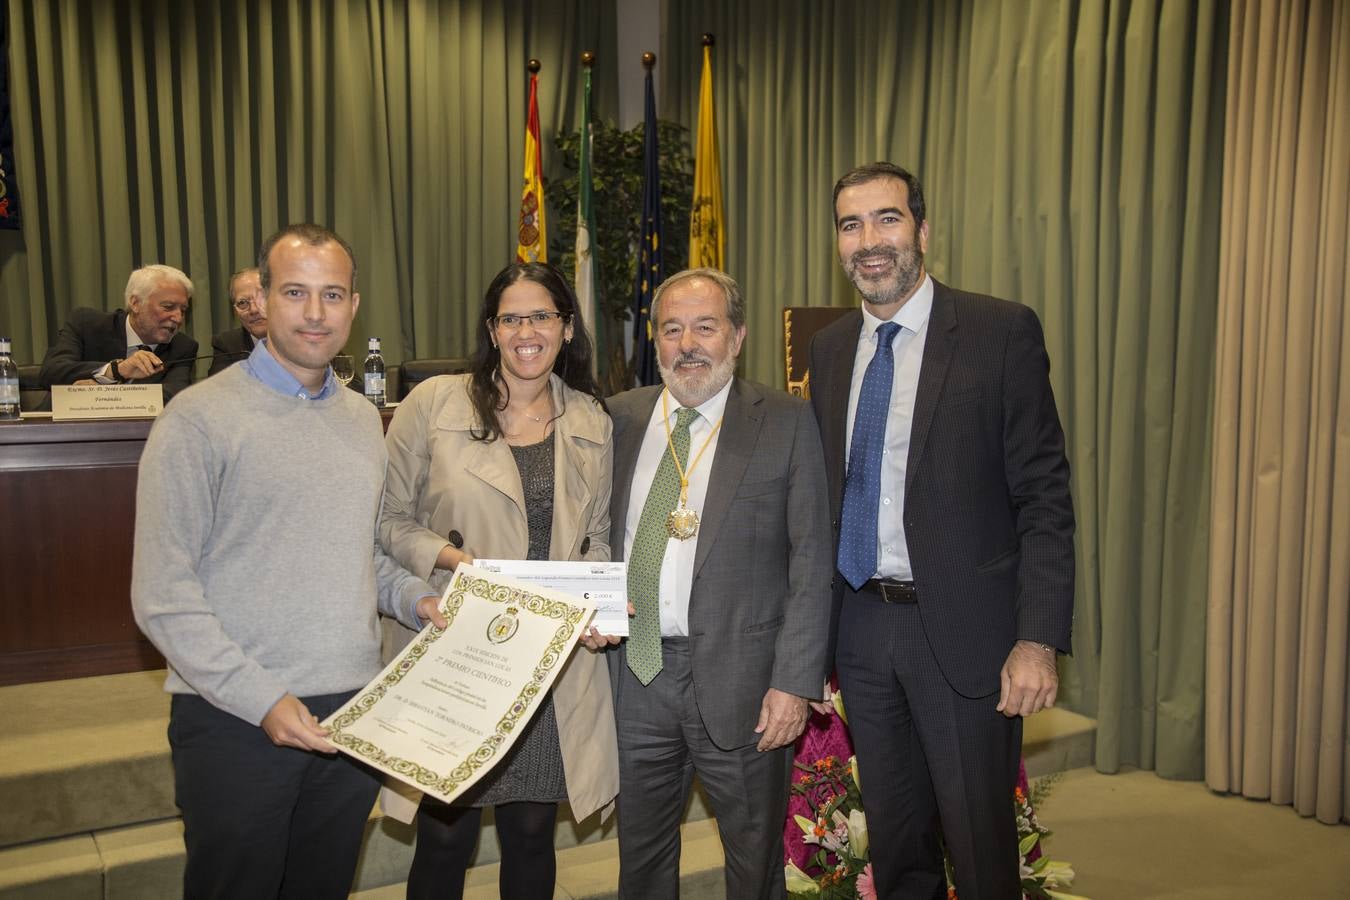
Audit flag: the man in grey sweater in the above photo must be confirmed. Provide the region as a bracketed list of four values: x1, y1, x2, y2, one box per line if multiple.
[132, 224, 439, 899]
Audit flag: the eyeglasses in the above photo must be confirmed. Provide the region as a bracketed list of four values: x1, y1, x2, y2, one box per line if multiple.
[490, 311, 568, 330]
[232, 297, 259, 312]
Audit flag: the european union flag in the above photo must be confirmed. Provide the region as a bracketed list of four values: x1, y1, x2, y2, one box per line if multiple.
[631, 67, 663, 387]
[0, 12, 20, 230]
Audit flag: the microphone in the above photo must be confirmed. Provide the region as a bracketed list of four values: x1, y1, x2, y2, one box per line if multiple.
[163, 350, 252, 368]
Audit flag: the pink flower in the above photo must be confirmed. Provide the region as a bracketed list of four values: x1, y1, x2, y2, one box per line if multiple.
[856, 863, 877, 900]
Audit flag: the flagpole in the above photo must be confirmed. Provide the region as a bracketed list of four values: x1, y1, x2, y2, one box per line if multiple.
[576, 49, 601, 378]
[630, 51, 663, 388]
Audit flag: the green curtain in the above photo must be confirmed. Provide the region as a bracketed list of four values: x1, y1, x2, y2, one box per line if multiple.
[0, 0, 617, 368]
[662, 0, 1227, 778]
[1, 0, 1230, 778]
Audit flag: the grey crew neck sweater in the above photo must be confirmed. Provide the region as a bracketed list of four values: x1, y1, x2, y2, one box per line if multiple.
[131, 364, 432, 725]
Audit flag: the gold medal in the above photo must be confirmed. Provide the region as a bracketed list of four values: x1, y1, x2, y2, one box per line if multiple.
[660, 393, 724, 543]
[666, 503, 701, 540]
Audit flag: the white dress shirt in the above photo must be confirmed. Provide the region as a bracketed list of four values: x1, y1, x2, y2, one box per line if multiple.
[844, 273, 934, 581]
[93, 318, 153, 383]
[623, 379, 732, 636]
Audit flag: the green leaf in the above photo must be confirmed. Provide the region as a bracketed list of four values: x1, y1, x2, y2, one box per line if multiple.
[1021, 879, 1052, 899]
[546, 117, 693, 393]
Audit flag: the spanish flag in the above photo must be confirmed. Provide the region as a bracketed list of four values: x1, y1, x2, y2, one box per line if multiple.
[516, 67, 546, 263]
[688, 39, 723, 270]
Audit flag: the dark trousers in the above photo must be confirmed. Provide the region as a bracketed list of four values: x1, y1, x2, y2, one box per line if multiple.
[405, 799, 559, 900]
[169, 691, 379, 900]
[613, 639, 791, 900]
[836, 593, 1022, 900]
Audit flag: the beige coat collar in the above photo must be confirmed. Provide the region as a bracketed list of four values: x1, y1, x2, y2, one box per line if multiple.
[433, 373, 607, 557]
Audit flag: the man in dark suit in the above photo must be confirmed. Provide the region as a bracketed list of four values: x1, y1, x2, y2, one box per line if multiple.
[207, 266, 266, 376]
[597, 268, 832, 899]
[40, 263, 198, 403]
[809, 163, 1075, 899]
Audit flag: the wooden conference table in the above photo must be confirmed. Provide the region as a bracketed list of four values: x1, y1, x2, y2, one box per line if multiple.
[0, 410, 396, 687]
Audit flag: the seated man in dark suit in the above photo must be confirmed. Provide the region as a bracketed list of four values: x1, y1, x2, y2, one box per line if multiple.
[40, 264, 198, 403]
[207, 267, 266, 376]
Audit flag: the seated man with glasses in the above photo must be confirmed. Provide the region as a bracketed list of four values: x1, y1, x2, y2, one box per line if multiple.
[39, 263, 199, 403]
[207, 266, 267, 376]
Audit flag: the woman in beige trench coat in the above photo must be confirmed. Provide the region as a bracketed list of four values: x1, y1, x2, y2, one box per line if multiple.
[379, 263, 618, 900]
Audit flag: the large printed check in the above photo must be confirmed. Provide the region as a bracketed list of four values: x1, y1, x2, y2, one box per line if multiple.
[321, 563, 594, 804]
[476, 559, 629, 636]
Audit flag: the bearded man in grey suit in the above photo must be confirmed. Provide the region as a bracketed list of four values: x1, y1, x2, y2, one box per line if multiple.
[594, 268, 832, 899]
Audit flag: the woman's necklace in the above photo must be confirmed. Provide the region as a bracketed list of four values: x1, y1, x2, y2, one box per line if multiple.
[504, 391, 553, 433]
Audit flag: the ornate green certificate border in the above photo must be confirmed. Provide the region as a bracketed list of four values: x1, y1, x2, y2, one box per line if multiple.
[327, 572, 587, 797]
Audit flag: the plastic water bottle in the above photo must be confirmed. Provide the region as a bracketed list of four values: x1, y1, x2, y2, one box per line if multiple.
[0, 337, 19, 421]
[363, 337, 386, 407]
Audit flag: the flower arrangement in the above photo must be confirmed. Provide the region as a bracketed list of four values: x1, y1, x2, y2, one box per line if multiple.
[785, 752, 873, 899]
[785, 691, 1083, 900]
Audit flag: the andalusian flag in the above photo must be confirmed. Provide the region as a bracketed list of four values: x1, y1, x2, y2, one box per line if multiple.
[689, 39, 723, 269]
[575, 59, 600, 368]
[631, 66, 664, 387]
[516, 67, 546, 262]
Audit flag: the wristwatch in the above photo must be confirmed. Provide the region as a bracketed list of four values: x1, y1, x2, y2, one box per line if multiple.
[108, 359, 127, 383]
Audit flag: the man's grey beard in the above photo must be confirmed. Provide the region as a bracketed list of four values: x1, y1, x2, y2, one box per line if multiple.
[659, 351, 737, 408]
[845, 242, 924, 307]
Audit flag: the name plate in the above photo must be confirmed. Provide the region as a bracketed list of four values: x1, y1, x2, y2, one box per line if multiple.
[51, 384, 164, 420]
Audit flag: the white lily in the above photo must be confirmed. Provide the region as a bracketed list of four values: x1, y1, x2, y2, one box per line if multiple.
[1039, 859, 1076, 888]
[784, 861, 820, 894]
[818, 810, 849, 852]
[832, 689, 848, 724]
[850, 754, 862, 792]
[846, 808, 869, 859]
[796, 813, 843, 852]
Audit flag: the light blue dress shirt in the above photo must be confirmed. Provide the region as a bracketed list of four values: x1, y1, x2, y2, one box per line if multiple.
[239, 339, 339, 400]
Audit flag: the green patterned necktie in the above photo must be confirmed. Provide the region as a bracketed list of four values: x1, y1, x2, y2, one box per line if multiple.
[626, 406, 698, 684]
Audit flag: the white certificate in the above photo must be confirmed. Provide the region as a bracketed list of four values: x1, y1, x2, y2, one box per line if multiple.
[476, 559, 629, 637]
[322, 564, 594, 804]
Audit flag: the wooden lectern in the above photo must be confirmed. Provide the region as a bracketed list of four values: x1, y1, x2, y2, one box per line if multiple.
[782, 306, 852, 399]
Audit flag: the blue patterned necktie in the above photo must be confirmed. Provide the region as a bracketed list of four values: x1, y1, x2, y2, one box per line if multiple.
[838, 321, 901, 590]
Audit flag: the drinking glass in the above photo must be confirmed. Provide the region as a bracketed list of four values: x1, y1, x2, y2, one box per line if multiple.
[331, 354, 355, 387]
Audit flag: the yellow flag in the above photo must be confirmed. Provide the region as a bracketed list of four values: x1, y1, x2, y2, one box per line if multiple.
[517, 71, 547, 263]
[689, 43, 724, 270]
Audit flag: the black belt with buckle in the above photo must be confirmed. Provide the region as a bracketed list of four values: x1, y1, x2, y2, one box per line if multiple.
[860, 578, 919, 604]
